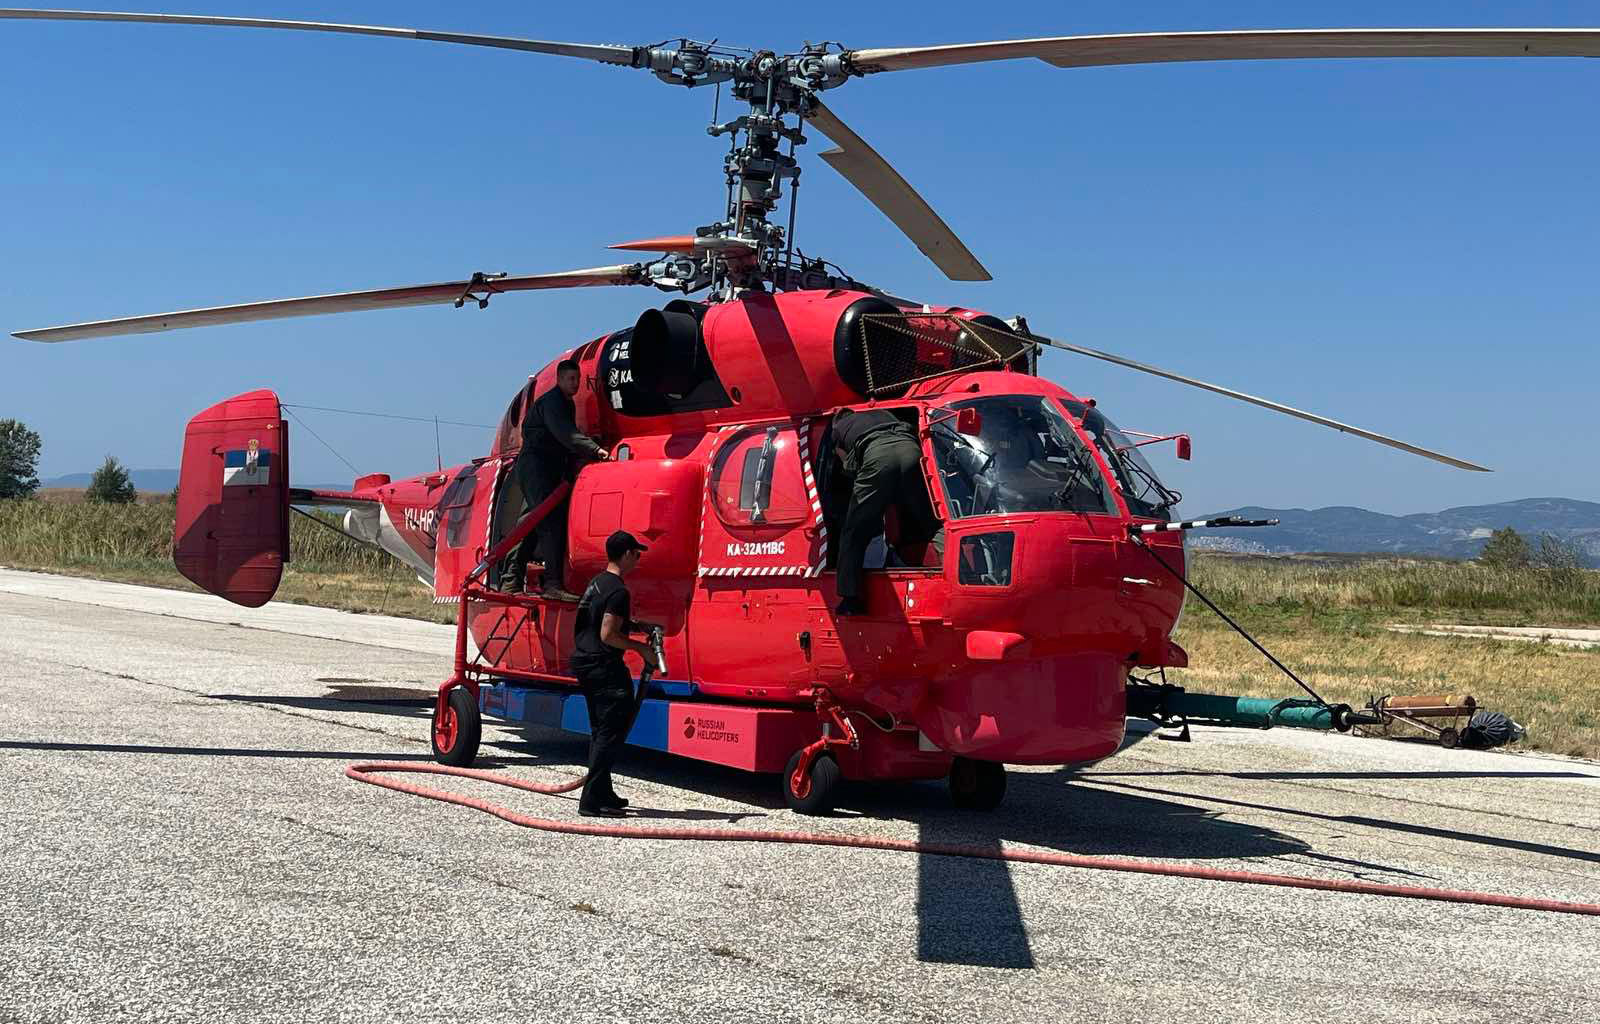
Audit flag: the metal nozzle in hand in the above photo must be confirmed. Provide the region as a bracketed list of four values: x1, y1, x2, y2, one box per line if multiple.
[638, 624, 667, 685]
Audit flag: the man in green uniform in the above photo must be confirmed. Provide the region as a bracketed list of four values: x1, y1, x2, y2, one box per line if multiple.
[830, 408, 940, 616]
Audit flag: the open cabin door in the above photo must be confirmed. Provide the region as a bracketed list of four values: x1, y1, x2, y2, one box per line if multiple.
[174, 389, 289, 608]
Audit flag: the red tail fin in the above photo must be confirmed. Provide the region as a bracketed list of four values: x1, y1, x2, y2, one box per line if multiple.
[174, 389, 288, 607]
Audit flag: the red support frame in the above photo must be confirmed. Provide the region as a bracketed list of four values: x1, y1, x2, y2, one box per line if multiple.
[436, 482, 578, 720]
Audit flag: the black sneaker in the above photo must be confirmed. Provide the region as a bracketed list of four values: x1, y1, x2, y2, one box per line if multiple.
[601, 797, 629, 810]
[541, 584, 582, 602]
[834, 597, 867, 617]
[578, 805, 626, 818]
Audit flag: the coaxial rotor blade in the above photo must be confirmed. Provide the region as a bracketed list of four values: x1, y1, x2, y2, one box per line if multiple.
[1029, 331, 1491, 472]
[13, 265, 645, 342]
[805, 100, 990, 282]
[0, 9, 639, 64]
[848, 28, 1600, 74]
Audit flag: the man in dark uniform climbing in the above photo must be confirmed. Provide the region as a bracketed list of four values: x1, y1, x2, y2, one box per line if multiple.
[830, 407, 940, 617]
[571, 530, 654, 817]
[506, 358, 608, 599]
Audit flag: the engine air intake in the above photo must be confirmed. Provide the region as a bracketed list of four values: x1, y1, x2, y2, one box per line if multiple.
[837, 305, 1035, 398]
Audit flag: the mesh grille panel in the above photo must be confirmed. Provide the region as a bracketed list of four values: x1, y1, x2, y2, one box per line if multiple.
[855, 313, 1035, 397]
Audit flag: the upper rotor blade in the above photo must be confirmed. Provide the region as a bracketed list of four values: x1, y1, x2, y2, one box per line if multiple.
[13, 265, 645, 342]
[849, 28, 1600, 74]
[1029, 331, 1491, 472]
[805, 100, 989, 282]
[0, 9, 638, 64]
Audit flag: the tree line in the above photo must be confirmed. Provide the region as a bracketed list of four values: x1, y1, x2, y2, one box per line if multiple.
[1, 418, 140, 503]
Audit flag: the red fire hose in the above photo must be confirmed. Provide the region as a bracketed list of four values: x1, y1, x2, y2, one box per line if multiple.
[345, 761, 1600, 918]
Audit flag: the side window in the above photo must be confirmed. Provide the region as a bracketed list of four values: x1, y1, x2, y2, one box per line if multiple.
[438, 467, 478, 548]
[737, 444, 768, 513]
[711, 426, 807, 527]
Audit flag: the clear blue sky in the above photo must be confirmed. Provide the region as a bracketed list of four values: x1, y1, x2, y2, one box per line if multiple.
[2, 1, 1596, 514]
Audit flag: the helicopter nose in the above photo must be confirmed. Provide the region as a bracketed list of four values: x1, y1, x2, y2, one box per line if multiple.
[913, 650, 1128, 765]
[914, 518, 1184, 764]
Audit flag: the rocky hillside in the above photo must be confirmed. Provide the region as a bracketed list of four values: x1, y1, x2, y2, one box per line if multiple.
[1192, 498, 1600, 565]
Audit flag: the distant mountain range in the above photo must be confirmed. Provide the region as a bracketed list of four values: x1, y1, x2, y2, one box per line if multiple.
[41, 469, 182, 492]
[1195, 498, 1600, 566]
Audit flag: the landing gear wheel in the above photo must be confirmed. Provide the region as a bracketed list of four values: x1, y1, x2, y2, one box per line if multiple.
[949, 757, 1007, 811]
[1439, 727, 1460, 749]
[783, 749, 841, 815]
[432, 686, 481, 767]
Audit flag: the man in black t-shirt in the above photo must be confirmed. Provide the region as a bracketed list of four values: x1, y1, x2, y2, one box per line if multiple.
[571, 530, 654, 816]
[504, 358, 609, 599]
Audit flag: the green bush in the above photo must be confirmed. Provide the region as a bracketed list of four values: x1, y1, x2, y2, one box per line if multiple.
[85, 455, 137, 504]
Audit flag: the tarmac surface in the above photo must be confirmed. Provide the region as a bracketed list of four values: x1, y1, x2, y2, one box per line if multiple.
[1388, 622, 1600, 650]
[1, 567, 1597, 1024]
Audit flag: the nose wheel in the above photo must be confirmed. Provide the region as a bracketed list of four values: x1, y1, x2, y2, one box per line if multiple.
[432, 685, 482, 767]
[948, 757, 1006, 810]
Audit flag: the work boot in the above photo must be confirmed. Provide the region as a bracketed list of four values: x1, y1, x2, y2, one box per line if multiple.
[541, 584, 582, 602]
[578, 805, 626, 818]
[834, 596, 867, 617]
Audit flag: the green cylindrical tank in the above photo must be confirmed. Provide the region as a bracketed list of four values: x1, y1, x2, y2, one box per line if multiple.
[1126, 686, 1339, 731]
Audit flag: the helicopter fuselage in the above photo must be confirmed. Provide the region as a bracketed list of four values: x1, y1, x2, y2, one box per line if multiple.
[343, 288, 1188, 766]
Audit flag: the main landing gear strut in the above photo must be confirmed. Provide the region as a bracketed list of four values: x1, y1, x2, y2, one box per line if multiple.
[782, 691, 857, 814]
[948, 756, 1007, 811]
[781, 690, 1010, 814]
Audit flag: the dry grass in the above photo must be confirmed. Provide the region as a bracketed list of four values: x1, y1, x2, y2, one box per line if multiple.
[2, 499, 1595, 756]
[0, 498, 401, 572]
[1174, 555, 1600, 759]
[1188, 553, 1600, 626]
[0, 498, 452, 624]
[34, 487, 172, 505]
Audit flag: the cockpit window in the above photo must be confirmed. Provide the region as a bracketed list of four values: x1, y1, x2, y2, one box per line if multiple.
[438, 465, 478, 547]
[1062, 400, 1179, 521]
[931, 396, 1117, 518]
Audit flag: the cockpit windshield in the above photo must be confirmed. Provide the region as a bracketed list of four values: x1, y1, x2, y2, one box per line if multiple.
[931, 396, 1117, 518]
[1062, 400, 1181, 521]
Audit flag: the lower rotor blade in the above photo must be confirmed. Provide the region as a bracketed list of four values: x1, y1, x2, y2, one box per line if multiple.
[13, 265, 645, 342]
[805, 100, 990, 282]
[0, 9, 639, 64]
[848, 28, 1600, 74]
[1031, 331, 1491, 472]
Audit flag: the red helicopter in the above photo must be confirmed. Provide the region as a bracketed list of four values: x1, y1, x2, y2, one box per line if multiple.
[11, 12, 1596, 812]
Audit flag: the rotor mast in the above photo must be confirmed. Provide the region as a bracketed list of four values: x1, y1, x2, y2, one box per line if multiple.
[628, 40, 853, 294]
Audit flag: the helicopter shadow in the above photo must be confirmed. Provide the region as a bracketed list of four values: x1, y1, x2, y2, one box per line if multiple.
[490, 721, 1328, 971]
[207, 682, 439, 722]
[835, 772, 1324, 970]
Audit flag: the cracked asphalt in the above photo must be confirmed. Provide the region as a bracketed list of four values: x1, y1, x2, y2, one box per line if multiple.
[1, 568, 1597, 1024]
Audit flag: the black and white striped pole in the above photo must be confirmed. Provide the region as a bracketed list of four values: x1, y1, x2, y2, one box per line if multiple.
[1130, 515, 1279, 535]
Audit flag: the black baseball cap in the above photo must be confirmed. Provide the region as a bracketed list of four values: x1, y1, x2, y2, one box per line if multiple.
[606, 530, 648, 561]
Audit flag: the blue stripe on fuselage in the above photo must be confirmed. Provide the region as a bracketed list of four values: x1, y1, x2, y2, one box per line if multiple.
[479, 681, 673, 753]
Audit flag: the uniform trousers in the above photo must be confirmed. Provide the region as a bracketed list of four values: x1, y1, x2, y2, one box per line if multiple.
[837, 431, 939, 601]
[509, 448, 570, 590]
[574, 657, 634, 809]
